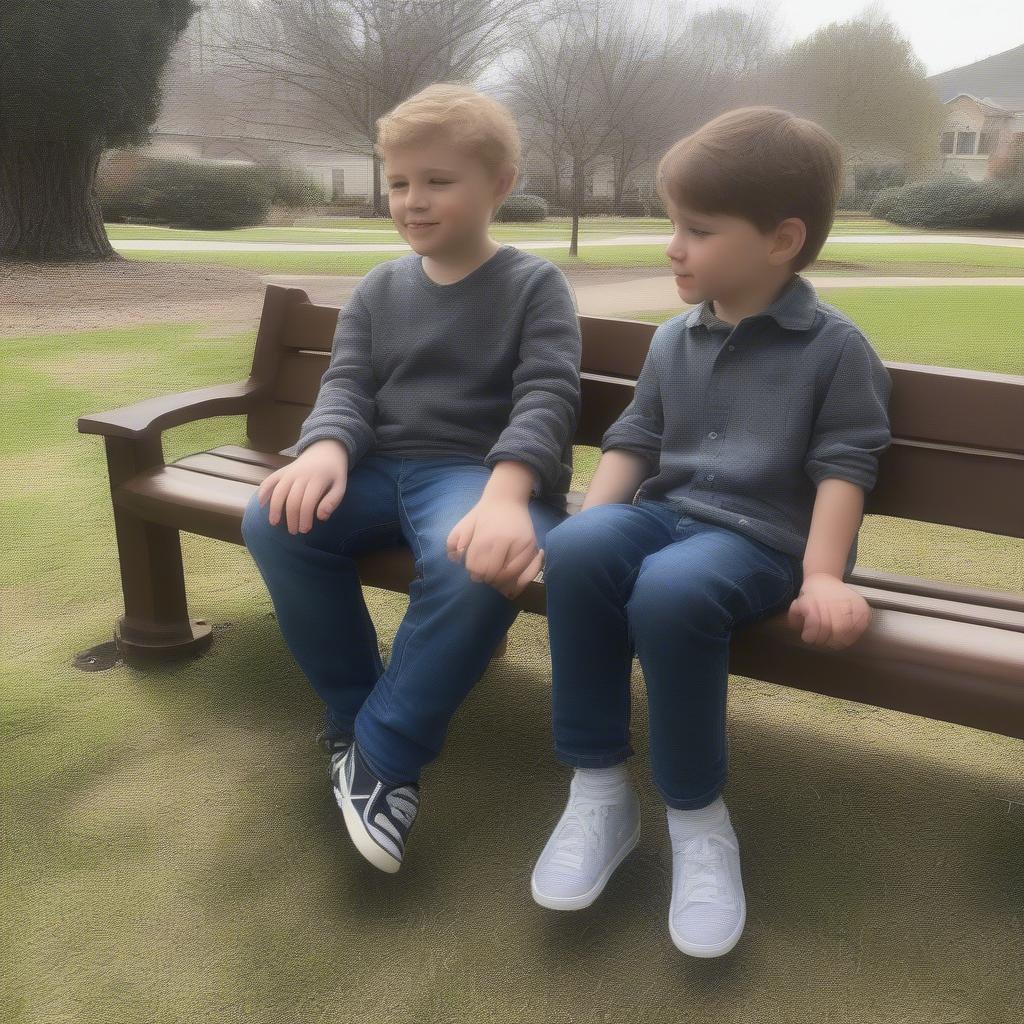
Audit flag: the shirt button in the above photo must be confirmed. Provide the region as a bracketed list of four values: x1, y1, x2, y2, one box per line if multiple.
[727, 345, 735, 351]
[739, 518, 748, 525]
[708, 431, 717, 439]
[707, 473, 715, 481]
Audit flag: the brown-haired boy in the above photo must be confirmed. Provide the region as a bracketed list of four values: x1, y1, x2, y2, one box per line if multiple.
[530, 107, 892, 957]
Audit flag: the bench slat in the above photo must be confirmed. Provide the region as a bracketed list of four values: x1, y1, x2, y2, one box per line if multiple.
[110, 459, 1024, 739]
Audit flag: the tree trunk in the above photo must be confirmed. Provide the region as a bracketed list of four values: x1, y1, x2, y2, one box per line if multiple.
[0, 134, 120, 261]
[570, 157, 584, 257]
[372, 152, 384, 217]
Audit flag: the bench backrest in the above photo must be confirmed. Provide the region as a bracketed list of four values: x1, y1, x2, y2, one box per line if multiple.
[246, 285, 1024, 540]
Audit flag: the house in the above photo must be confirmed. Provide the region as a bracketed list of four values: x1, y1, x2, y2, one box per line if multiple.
[928, 43, 1024, 180]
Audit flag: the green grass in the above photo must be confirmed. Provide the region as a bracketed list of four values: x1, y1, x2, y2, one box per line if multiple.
[620, 286, 1024, 376]
[119, 240, 1024, 278]
[3, 302, 1023, 1022]
[103, 214, 925, 244]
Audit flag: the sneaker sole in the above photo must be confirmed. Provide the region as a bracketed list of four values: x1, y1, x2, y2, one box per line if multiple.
[668, 900, 746, 958]
[333, 759, 402, 874]
[530, 819, 641, 911]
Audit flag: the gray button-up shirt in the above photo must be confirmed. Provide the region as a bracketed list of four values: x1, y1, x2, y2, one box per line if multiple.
[600, 274, 893, 576]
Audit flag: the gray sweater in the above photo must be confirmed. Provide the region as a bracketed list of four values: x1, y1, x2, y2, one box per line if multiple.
[601, 274, 893, 577]
[286, 244, 583, 510]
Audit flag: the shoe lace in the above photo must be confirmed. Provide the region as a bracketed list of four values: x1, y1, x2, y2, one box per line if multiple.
[550, 798, 613, 871]
[676, 834, 736, 907]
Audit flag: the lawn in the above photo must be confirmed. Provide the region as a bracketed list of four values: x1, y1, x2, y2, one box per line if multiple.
[119, 240, 1024, 278]
[620, 285, 1024, 376]
[3, 291, 1023, 1022]
[104, 213, 911, 243]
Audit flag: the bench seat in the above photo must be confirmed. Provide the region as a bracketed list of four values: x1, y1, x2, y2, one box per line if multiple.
[77, 284, 1024, 744]
[108, 443, 1024, 739]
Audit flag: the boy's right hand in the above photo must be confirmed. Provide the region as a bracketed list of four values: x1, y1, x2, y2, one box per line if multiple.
[256, 439, 349, 535]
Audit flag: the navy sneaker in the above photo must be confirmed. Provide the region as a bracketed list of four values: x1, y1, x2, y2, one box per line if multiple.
[332, 739, 420, 873]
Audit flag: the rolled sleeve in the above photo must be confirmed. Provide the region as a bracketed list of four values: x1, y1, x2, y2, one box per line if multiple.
[293, 285, 377, 463]
[600, 333, 663, 467]
[803, 329, 892, 491]
[484, 265, 582, 494]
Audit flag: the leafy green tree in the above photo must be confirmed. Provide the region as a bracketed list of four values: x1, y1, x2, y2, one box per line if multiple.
[0, 0, 199, 261]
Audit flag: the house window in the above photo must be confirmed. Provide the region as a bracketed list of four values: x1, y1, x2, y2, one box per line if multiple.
[955, 131, 977, 155]
[940, 132, 955, 154]
[978, 131, 999, 155]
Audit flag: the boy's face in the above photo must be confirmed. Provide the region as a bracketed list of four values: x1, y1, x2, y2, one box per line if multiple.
[664, 198, 804, 306]
[384, 135, 515, 259]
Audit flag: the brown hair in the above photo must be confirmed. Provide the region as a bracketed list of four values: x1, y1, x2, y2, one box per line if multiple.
[375, 82, 521, 181]
[657, 107, 843, 272]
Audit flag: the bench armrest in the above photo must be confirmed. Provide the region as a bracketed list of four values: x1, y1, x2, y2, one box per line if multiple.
[77, 378, 267, 440]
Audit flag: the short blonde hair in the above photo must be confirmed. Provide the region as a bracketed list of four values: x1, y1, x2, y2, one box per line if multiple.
[657, 106, 844, 272]
[374, 82, 521, 180]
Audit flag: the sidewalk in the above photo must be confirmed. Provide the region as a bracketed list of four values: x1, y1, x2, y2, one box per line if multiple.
[261, 270, 1024, 316]
[569, 274, 1024, 316]
[113, 232, 1024, 253]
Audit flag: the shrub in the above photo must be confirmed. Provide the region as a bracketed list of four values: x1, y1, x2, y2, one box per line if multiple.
[874, 172, 1021, 229]
[258, 162, 327, 208]
[869, 185, 905, 220]
[495, 193, 548, 222]
[838, 188, 881, 212]
[99, 157, 272, 228]
[855, 160, 908, 192]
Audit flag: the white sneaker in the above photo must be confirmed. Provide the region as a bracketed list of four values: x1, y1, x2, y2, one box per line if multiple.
[531, 773, 641, 911]
[668, 812, 746, 957]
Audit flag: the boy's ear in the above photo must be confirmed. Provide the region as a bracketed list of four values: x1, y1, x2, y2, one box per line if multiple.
[493, 165, 518, 206]
[769, 217, 806, 266]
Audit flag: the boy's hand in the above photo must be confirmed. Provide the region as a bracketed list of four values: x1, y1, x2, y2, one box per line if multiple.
[447, 497, 544, 599]
[787, 572, 871, 649]
[256, 439, 349, 535]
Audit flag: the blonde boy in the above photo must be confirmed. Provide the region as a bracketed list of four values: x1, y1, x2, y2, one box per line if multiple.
[242, 84, 581, 873]
[530, 107, 892, 957]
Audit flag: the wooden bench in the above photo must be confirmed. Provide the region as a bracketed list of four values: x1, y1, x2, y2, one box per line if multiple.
[77, 283, 1024, 740]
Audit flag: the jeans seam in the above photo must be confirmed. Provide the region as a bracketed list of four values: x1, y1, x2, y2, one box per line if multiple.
[375, 461, 426, 718]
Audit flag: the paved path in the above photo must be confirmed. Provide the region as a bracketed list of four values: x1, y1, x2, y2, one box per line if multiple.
[260, 271, 1024, 316]
[570, 274, 1024, 315]
[113, 232, 1024, 253]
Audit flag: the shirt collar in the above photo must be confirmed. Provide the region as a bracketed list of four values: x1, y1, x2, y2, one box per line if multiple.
[690, 274, 818, 333]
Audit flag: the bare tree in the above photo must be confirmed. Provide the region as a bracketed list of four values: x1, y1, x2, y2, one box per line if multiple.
[209, 0, 546, 214]
[502, 0, 782, 249]
[601, 2, 782, 213]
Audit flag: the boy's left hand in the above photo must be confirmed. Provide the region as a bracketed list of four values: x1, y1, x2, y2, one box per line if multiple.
[787, 572, 871, 649]
[446, 497, 544, 599]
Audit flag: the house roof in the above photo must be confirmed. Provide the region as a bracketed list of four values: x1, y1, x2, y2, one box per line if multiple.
[928, 43, 1024, 108]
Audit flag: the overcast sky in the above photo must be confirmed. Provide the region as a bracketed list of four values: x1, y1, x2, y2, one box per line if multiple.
[720, 0, 1022, 76]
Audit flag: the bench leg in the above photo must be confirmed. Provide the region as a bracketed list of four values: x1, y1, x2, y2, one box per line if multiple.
[103, 436, 212, 666]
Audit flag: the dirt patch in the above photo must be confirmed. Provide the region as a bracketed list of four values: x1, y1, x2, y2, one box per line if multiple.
[0, 259, 266, 337]
[0, 257, 666, 339]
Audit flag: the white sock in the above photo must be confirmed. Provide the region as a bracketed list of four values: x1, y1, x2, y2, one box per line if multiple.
[574, 763, 630, 796]
[665, 795, 728, 843]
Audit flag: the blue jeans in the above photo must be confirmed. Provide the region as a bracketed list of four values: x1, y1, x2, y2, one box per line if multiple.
[241, 452, 566, 785]
[543, 496, 803, 809]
